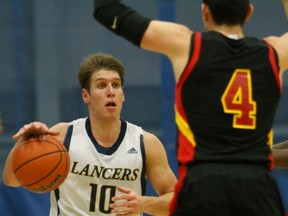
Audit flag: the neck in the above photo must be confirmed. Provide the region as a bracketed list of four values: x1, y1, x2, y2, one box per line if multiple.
[90, 118, 122, 147]
[209, 25, 244, 39]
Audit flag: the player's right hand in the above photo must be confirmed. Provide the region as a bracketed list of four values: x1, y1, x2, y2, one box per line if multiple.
[12, 121, 59, 140]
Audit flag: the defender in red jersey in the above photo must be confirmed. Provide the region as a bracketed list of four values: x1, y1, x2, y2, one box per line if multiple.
[93, 0, 288, 215]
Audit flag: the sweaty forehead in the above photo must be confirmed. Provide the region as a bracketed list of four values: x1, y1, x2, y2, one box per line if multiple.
[92, 69, 121, 81]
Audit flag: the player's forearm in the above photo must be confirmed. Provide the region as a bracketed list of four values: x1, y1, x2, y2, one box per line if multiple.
[272, 140, 288, 168]
[272, 148, 288, 168]
[2, 134, 29, 187]
[93, 0, 151, 46]
[272, 140, 288, 149]
[3, 145, 21, 187]
[141, 192, 174, 216]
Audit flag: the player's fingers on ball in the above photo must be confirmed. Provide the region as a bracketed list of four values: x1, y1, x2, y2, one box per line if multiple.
[13, 129, 22, 137]
[31, 121, 46, 130]
[15, 126, 28, 137]
[13, 133, 25, 140]
[12, 133, 21, 140]
[23, 123, 32, 130]
[20, 123, 36, 134]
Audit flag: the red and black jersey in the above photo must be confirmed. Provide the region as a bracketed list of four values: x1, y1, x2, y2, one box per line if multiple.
[175, 31, 281, 167]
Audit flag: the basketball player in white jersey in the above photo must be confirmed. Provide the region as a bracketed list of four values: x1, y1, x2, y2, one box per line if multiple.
[3, 52, 177, 216]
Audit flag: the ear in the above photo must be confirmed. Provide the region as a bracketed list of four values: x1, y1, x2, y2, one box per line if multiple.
[122, 89, 125, 102]
[201, 3, 210, 23]
[82, 89, 90, 105]
[245, 3, 254, 21]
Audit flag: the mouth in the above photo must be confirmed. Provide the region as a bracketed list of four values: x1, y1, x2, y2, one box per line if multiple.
[105, 102, 116, 108]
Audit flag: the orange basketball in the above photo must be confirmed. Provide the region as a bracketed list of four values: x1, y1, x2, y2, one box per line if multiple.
[12, 135, 70, 193]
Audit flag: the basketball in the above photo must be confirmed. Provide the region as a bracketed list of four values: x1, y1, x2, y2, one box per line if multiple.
[12, 135, 70, 193]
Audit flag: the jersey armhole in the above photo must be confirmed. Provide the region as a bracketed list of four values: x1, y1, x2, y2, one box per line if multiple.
[267, 43, 282, 93]
[178, 32, 202, 84]
[63, 125, 73, 151]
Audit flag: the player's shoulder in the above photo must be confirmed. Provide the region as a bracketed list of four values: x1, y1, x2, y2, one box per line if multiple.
[125, 121, 143, 134]
[53, 119, 87, 130]
[263, 33, 288, 47]
[48, 122, 70, 144]
[50, 122, 70, 131]
[142, 129, 163, 150]
[264, 33, 288, 72]
[123, 121, 163, 148]
[51, 119, 87, 143]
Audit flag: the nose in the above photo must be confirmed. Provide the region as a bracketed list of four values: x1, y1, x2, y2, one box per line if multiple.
[106, 84, 115, 97]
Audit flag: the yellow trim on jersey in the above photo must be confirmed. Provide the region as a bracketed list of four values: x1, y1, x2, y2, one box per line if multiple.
[175, 106, 196, 147]
[268, 129, 273, 149]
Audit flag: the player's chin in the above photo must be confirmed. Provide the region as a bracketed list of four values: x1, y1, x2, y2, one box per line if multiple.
[104, 112, 120, 121]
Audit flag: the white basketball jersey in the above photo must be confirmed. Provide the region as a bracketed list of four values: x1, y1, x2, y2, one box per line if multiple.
[50, 118, 146, 216]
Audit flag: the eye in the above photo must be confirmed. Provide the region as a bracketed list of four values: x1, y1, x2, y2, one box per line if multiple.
[112, 82, 121, 89]
[97, 82, 107, 89]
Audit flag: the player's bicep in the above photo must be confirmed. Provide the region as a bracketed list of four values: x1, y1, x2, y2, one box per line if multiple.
[280, 33, 288, 71]
[140, 20, 192, 58]
[143, 132, 176, 195]
[264, 34, 288, 73]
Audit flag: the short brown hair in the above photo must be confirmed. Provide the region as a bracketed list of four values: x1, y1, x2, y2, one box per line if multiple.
[77, 52, 125, 90]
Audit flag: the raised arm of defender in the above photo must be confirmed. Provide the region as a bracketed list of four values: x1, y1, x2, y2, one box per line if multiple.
[93, 0, 192, 81]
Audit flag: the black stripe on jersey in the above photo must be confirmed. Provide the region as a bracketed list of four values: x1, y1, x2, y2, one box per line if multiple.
[140, 134, 146, 196]
[86, 118, 127, 155]
[64, 124, 73, 151]
[53, 189, 60, 215]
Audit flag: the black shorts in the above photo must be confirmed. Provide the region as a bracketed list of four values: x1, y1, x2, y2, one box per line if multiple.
[171, 163, 285, 216]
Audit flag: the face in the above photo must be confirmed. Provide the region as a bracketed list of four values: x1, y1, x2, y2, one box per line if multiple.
[82, 69, 125, 121]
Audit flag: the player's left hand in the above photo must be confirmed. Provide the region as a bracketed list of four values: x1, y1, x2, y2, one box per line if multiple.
[110, 186, 143, 216]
